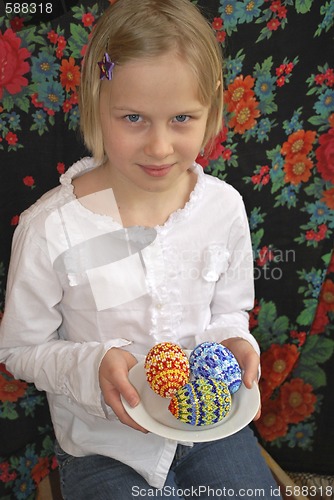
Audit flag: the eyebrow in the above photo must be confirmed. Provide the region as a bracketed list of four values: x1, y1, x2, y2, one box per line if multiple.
[112, 106, 206, 114]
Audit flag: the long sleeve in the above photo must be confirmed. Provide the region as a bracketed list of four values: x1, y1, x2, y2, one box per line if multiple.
[195, 198, 259, 355]
[0, 219, 131, 418]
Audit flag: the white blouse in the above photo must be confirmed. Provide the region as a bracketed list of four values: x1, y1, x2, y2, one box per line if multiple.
[0, 158, 259, 488]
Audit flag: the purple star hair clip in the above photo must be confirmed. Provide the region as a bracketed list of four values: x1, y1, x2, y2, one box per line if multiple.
[98, 53, 115, 81]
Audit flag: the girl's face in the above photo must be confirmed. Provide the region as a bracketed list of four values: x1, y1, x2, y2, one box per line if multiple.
[99, 51, 209, 195]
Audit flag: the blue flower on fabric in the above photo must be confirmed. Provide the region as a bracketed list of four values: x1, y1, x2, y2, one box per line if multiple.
[6, 111, 21, 130]
[0, 117, 9, 135]
[225, 57, 243, 84]
[38, 81, 65, 111]
[256, 118, 272, 142]
[31, 110, 48, 134]
[285, 423, 315, 449]
[249, 207, 265, 230]
[306, 201, 331, 225]
[283, 110, 303, 135]
[314, 88, 334, 117]
[69, 105, 80, 129]
[238, 0, 264, 23]
[31, 52, 58, 82]
[219, 0, 243, 33]
[255, 75, 276, 100]
[279, 185, 300, 208]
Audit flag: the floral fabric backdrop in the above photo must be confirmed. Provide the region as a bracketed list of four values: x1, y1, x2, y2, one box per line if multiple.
[0, 0, 333, 497]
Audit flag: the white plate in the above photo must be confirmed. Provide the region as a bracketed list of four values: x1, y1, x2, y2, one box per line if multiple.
[122, 360, 260, 442]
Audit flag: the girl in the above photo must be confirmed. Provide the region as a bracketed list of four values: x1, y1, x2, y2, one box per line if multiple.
[0, 0, 281, 498]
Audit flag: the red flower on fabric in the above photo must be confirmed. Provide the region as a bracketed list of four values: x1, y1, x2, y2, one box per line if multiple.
[284, 154, 313, 185]
[10, 214, 20, 226]
[57, 162, 65, 174]
[267, 18, 281, 31]
[256, 245, 274, 266]
[280, 378, 317, 424]
[32, 457, 50, 484]
[216, 31, 226, 43]
[47, 30, 58, 44]
[281, 130, 316, 159]
[255, 399, 288, 442]
[290, 330, 306, 347]
[270, 1, 282, 12]
[5, 131, 18, 145]
[319, 279, 334, 312]
[212, 17, 223, 30]
[276, 75, 285, 87]
[259, 378, 275, 402]
[315, 128, 334, 182]
[228, 96, 260, 134]
[305, 224, 327, 242]
[60, 57, 80, 92]
[196, 126, 227, 167]
[249, 301, 260, 330]
[82, 13, 95, 27]
[224, 75, 256, 113]
[321, 187, 334, 209]
[0, 462, 17, 483]
[0, 363, 13, 377]
[9, 16, 25, 32]
[277, 6, 287, 19]
[0, 28, 31, 99]
[310, 302, 330, 334]
[260, 343, 300, 390]
[23, 175, 35, 187]
[0, 374, 28, 402]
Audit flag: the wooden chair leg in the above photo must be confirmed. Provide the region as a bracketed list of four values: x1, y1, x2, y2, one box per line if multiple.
[36, 469, 62, 500]
[260, 445, 309, 500]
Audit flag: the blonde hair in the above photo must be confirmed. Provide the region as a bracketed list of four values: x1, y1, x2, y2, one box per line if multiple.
[79, 0, 224, 162]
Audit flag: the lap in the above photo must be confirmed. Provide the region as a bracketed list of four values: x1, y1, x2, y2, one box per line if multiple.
[55, 426, 281, 499]
[172, 426, 282, 498]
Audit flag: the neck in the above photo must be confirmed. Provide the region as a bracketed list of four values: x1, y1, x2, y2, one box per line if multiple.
[106, 167, 196, 227]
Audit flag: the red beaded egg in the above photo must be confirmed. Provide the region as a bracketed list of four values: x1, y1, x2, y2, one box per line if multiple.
[144, 342, 190, 398]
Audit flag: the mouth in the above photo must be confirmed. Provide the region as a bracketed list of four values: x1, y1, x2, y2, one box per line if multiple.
[139, 164, 173, 177]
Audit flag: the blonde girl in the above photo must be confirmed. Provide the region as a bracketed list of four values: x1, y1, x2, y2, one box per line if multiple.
[0, 0, 281, 498]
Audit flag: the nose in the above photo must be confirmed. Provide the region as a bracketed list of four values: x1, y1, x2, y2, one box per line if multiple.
[144, 126, 174, 160]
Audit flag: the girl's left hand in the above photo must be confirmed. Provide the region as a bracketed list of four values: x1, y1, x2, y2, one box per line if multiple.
[220, 338, 261, 420]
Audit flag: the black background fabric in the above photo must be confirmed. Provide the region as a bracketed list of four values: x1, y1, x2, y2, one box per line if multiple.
[0, 0, 333, 496]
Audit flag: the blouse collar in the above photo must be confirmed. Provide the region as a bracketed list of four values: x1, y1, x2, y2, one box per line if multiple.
[60, 157, 206, 230]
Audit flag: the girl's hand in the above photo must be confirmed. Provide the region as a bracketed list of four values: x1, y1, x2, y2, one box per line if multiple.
[220, 338, 261, 420]
[99, 348, 148, 432]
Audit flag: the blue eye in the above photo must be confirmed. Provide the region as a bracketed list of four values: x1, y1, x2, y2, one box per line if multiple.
[126, 114, 141, 123]
[174, 115, 189, 123]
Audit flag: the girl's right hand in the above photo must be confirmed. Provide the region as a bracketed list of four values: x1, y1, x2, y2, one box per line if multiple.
[99, 348, 148, 433]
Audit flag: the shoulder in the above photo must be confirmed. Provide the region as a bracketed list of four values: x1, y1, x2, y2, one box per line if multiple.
[194, 163, 244, 207]
[18, 157, 96, 228]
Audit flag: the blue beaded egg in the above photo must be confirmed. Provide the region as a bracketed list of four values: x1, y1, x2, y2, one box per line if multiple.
[189, 342, 242, 394]
[168, 378, 231, 426]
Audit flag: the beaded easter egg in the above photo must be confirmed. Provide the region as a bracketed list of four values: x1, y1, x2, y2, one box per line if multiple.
[144, 342, 190, 398]
[168, 378, 231, 426]
[189, 342, 242, 394]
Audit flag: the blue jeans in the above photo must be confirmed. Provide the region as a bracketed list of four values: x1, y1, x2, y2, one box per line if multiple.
[55, 426, 282, 499]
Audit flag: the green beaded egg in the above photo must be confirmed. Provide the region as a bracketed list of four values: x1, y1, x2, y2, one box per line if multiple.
[168, 378, 232, 426]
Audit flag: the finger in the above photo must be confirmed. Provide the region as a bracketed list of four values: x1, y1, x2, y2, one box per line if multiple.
[253, 406, 261, 421]
[242, 355, 260, 389]
[111, 368, 140, 408]
[110, 388, 148, 433]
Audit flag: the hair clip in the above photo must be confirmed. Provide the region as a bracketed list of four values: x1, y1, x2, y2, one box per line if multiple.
[98, 52, 115, 81]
